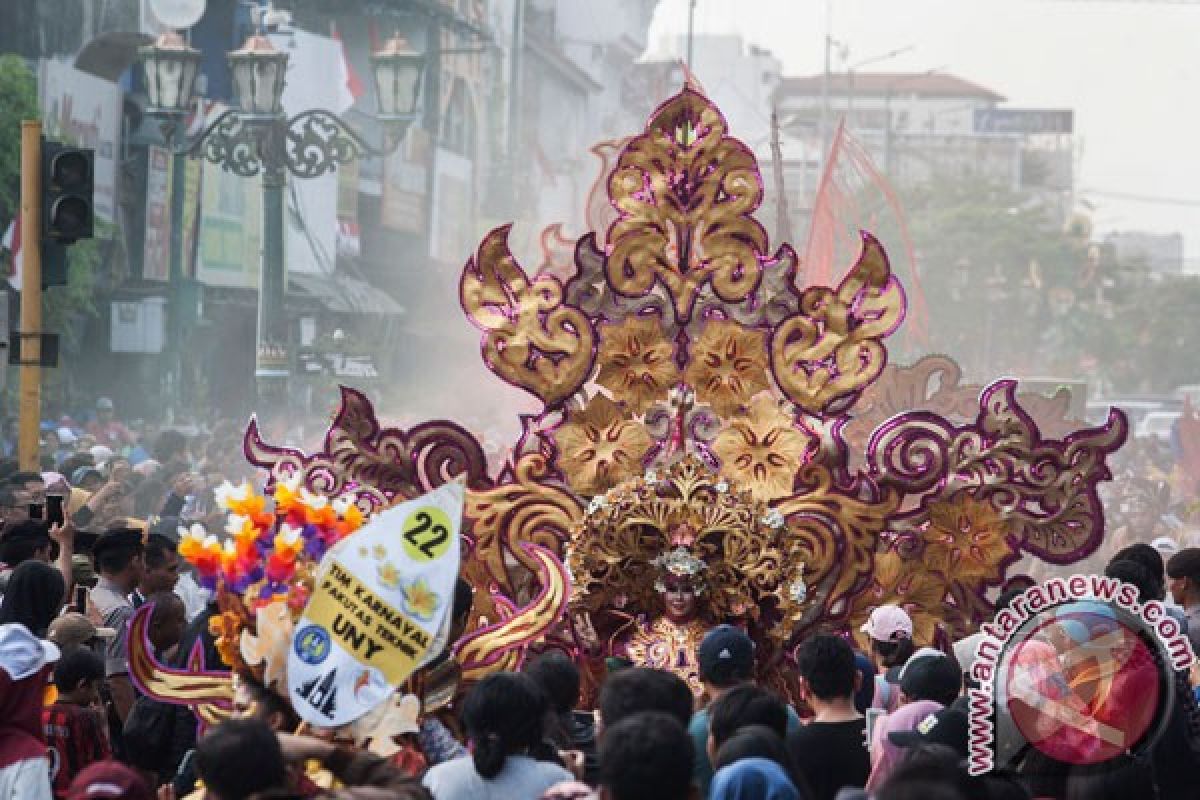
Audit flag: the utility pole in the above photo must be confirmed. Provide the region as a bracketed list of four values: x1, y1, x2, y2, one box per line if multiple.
[17, 121, 42, 471]
[686, 0, 697, 69]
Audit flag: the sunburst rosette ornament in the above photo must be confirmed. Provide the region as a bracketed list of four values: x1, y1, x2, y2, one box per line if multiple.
[176, 474, 367, 692]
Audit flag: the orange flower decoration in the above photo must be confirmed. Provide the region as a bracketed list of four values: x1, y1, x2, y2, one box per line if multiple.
[922, 495, 1016, 586]
[208, 610, 248, 674]
[595, 316, 680, 415]
[555, 394, 654, 495]
[713, 393, 812, 500]
[684, 319, 770, 417]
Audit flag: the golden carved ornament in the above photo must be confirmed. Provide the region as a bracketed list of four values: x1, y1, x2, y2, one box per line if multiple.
[771, 233, 903, 415]
[849, 550, 945, 646]
[922, 494, 1017, 587]
[713, 393, 814, 501]
[555, 394, 654, 495]
[461, 225, 595, 407]
[683, 318, 772, 417]
[606, 90, 769, 323]
[773, 464, 899, 622]
[595, 315, 680, 415]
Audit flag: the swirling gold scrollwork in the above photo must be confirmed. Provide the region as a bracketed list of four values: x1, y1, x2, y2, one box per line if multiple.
[461, 225, 596, 407]
[457, 545, 572, 682]
[774, 464, 899, 624]
[606, 89, 769, 323]
[771, 233, 904, 416]
[465, 452, 582, 606]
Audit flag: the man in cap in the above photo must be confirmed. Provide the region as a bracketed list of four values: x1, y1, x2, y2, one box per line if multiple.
[130, 531, 180, 609]
[688, 624, 801, 797]
[87, 398, 132, 451]
[1167, 547, 1200, 657]
[897, 652, 962, 708]
[87, 527, 144, 726]
[887, 704, 970, 759]
[48, 613, 116, 659]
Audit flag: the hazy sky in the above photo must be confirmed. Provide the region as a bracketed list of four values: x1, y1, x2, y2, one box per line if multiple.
[647, 0, 1200, 264]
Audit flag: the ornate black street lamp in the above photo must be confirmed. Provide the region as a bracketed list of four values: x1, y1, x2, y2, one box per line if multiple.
[140, 20, 425, 410]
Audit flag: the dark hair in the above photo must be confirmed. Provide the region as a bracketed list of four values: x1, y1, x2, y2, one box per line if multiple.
[871, 636, 915, 669]
[708, 684, 788, 751]
[6, 471, 44, 488]
[0, 560, 66, 636]
[0, 520, 52, 566]
[239, 675, 301, 732]
[878, 744, 970, 800]
[1104, 559, 1158, 604]
[713, 723, 790, 771]
[599, 667, 694, 729]
[57, 454, 94, 480]
[95, 528, 143, 574]
[599, 711, 693, 800]
[796, 634, 857, 701]
[462, 672, 548, 780]
[993, 588, 1025, 613]
[144, 533, 178, 570]
[525, 651, 581, 715]
[1113, 543, 1164, 580]
[453, 577, 474, 622]
[153, 430, 188, 465]
[53, 648, 104, 692]
[1167, 548, 1200, 581]
[196, 718, 286, 799]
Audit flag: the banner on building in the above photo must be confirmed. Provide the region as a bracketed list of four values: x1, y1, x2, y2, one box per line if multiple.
[39, 60, 122, 223]
[287, 481, 463, 726]
[144, 147, 172, 281]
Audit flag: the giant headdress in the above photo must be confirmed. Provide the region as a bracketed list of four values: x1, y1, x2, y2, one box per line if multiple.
[136, 86, 1127, 711]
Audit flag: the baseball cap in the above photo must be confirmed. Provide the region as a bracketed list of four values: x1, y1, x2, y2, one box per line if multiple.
[899, 654, 961, 705]
[95, 397, 114, 411]
[888, 706, 970, 757]
[48, 613, 116, 652]
[953, 633, 984, 678]
[0, 622, 61, 680]
[697, 624, 755, 685]
[1151, 536, 1180, 559]
[859, 604, 913, 642]
[66, 761, 153, 800]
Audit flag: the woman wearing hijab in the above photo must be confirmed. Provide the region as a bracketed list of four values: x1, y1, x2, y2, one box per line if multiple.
[712, 725, 807, 800]
[0, 560, 66, 799]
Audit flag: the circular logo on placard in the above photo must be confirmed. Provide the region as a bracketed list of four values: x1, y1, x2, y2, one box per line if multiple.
[402, 506, 453, 562]
[294, 625, 332, 665]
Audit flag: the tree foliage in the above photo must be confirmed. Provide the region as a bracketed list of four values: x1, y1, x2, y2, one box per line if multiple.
[0, 54, 39, 226]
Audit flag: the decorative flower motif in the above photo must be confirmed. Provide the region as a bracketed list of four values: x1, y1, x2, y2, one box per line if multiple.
[402, 578, 439, 622]
[713, 393, 812, 501]
[555, 394, 654, 495]
[214, 481, 251, 510]
[595, 316, 680, 414]
[922, 495, 1016, 586]
[684, 319, 771, 417]
[378, 561, 402, 590]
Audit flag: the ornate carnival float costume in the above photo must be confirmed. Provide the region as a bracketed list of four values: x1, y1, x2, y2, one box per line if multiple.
[134, 85, 1128, 711]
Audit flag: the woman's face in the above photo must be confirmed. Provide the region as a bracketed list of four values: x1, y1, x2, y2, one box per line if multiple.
[660, 576, 699, 623]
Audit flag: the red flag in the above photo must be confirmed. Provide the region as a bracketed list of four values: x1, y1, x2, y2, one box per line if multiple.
[331, 21, 365, 102]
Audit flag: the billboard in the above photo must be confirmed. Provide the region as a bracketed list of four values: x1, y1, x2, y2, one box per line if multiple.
[39, 60, 122, 222]
[974, 109, 1074, 135]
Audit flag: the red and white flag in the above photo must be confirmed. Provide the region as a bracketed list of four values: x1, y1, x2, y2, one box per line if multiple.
[331, 21, 365, 104]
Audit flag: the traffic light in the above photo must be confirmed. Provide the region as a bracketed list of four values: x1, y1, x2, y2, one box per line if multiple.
[41, 141, 94, 244]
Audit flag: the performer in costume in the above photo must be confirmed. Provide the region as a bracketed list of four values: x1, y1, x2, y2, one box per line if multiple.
[144, 82, 1131, 723]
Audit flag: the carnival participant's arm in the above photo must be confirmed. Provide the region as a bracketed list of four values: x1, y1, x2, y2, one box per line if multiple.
[277, 733, 430, 797]
[73, 481, 122, 529]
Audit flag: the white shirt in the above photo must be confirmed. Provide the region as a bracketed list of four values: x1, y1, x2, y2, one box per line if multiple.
[423, 755, 573, 800]
[0, 757, 53, 800]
